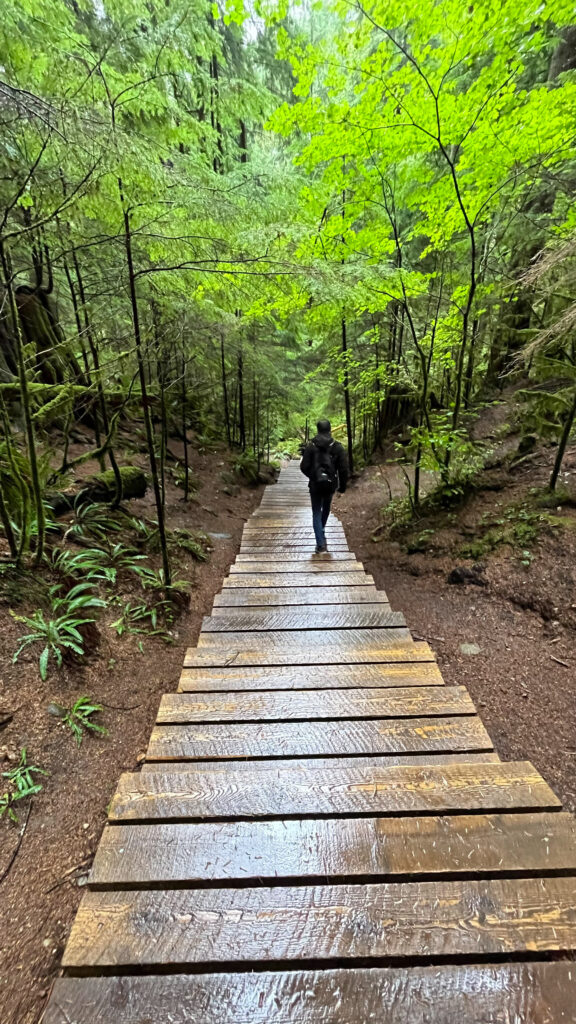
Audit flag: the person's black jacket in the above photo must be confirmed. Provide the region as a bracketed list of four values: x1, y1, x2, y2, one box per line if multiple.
[300, 433, 349, 493]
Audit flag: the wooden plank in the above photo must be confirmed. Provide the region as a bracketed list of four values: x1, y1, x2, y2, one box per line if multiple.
[243, 527, 346, 536]
[179, 660, 441, 692]
[90, 811, 576, 887]
[62, 876, 576, 970]
[239, 546, 352, 553]
[142, 753, 501, 772]
[230, 561, 365, 574]
[45, 963, 576, 1024]
[213, 586, 389, 607]
[146, 716, 492, 761]
[202, 607, 405, 632]
[185, 640, 433, 668]
[235, 552, 355, 562]
[243, 525, 347, 534]
[223, 572, 375, 587]
[195, 628, 411, 650]
[158, 686, 475, 723]
[108, 761, 552, 822]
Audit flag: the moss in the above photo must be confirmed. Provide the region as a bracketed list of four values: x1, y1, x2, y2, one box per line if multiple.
[92, 466, 147, 499]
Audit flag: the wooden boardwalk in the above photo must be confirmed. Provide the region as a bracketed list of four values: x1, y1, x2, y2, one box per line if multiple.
[45, 463, 576, 1022]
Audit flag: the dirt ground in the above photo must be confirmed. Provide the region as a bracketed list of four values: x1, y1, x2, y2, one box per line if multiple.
[0, 436, 264, 1024]
[338, 438, 576, 814]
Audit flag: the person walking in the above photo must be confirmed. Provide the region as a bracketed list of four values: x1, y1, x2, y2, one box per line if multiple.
[300, 419, 349, 553]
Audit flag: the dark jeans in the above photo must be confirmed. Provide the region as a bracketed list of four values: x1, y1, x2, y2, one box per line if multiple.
[310, 487, 334, 549]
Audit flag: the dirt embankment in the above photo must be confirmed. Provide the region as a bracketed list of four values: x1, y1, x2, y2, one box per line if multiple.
[338, 438, 576, 814]
[0, 435, 265, 1024]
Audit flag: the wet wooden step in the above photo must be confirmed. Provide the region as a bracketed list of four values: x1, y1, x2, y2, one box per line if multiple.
[142, 752, 501, 772]
[196, 627, 411, 650]
[239, 546, 352, 554]
[213, 586, 389, 607]
[90, 811, 576, 888]
[178, 660, 441, 692]
[62, 876, 576, 971]
[45, 963, 576, 1024]
[202, 607, 405, 632]
[146, 715, 491, 762]
[227, 561, 358, 577]
[243, 527, 346, 535]
[185, 640, 433, 668]
[158, 686, 475, 723]
[109, 761, 553, 822]
[222, 572, 375, 587]
[234, 553, 357, 565]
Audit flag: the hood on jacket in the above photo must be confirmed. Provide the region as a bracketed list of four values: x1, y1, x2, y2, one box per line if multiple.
[312, 433, 334, 449]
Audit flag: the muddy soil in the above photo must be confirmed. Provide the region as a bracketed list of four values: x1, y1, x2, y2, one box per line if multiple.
[0, 436, 264, 1024]
[338, 442, 576, 812]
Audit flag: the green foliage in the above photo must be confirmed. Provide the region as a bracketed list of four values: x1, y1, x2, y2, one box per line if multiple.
[232, 453, 261, 485]
[110, 599, 174, 642]
[64, 504, 125, 546]
[58, 696, 108, 747]
[49, 545, 147, 585]
[459, 501, 561, 559]
[11, 584, 106, 680]
[0, 749, 47, 823]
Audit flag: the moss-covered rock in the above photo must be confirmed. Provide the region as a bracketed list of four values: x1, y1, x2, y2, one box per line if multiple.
[90, 466, 147, 500]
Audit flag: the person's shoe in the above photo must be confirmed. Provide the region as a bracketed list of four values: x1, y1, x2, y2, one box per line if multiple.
[315, 544, 328, 554]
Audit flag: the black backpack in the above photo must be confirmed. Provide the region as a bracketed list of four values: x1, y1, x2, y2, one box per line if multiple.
[312, 441, 337, 492]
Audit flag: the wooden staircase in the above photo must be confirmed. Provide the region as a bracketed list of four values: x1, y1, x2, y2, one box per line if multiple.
[44, 462, 576, 1022]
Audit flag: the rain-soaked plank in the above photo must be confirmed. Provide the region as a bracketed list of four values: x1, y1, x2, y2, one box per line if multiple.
[178, 659, 440, 692]
[146, 715, 492, 762]
[108, 761, 554, 823]
[185, 640, 432, 668]
[195, 627, 412, 651]
[201, 607, 404, 633]
[157, 686, 475, 723]
[213, 586, 389, 607]
[62, 876, 576, 971]
[226, 561, 360, 577]
[222, 572, 375, 587]
[44, 963, 576, 1024]
[90, 811, 576, 887]
[234, 552, 356, 564]
[142, 753, 501, 772]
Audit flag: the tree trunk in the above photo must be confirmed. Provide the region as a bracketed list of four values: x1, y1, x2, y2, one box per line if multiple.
[237, 348, 246, 451]
[0, 240, 45, 564]
[119, 182, 171, 585]
[220, 336, 231, 446]
[341, 317, 354, 475]
[550, 388, 576, 491]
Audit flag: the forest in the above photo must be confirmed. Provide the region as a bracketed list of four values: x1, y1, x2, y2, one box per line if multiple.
[1, 2, 576, 1018]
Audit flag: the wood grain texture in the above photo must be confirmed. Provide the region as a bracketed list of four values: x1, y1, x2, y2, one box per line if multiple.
[195, 628, 412, 651]
[201, 607, 405, 633]
[178, 660, 441, 692]
[158, 686, 475, 723]
[44, 963, 576, 1024]
[227, 561, 358, 577]
[63, 876, 576, 970]
[90, 812, 576, 888]
[222, 572, 375, 587]
[146, 715, 491, 761]
[142, 753, 501, 773]
[234, 553, 357, 564]
[213, 586, 389, 607]
[109, 761, 554, 822]
[185, 641, 434, 668]
[243, 528, 346, 537]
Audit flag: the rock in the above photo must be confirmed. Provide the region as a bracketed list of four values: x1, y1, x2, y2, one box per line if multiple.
[517, 434, 537, 455]
[447, 564, 487, 586]
[460, 643, 481, 656]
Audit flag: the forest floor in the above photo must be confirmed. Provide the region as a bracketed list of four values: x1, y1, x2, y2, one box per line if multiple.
[0, 432, 265, 1024]
[338, 402, 576, 815]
